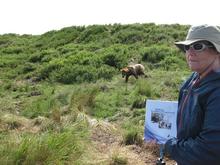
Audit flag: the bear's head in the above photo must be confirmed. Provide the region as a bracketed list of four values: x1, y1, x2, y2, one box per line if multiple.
[120, 67, 129, 78]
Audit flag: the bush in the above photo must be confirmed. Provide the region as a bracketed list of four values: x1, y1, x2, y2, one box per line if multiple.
[28, 53, 44, 63]
[141, 45, 177, 63]
[115, 30, 144, 44]
[29, 49, 59, 63]
[97, 65, 117, 80]
[160, 55, 187, 70]
[101, 44, 130, 69]
[21, 63, 36, 74]
[2, 46, 23, 54]
[50, 65, 97, 84]
[48, 63, 116, 84]
[38, 59, 64, 80]
[76, 25, 110, 43]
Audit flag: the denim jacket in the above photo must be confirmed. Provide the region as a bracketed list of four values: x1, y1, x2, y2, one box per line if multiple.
[165, 71, 220, 165]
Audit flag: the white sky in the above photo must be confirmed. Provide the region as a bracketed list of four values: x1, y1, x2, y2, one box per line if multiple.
[0, 0, 219, 35]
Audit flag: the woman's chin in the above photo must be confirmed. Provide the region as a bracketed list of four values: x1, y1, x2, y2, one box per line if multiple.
[189, 66, 200, 72]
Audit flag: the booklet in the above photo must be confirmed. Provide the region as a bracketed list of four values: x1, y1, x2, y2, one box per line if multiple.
[144, 99, 178, 144]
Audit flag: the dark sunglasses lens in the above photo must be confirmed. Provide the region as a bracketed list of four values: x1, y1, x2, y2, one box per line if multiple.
[184, 45, 190, 51]
[193, 43, 204, 50]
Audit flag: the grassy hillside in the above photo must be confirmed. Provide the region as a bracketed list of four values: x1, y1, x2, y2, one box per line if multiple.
[0, 23, 190, 164]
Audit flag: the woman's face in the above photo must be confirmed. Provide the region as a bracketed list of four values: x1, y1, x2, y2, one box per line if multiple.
[185, 42, 218, 73]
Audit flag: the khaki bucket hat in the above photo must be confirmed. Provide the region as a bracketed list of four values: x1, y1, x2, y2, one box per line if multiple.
[175, 24, 220, 53]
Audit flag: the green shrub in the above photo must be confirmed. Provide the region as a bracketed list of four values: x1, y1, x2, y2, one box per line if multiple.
[97, 65, 117, 80]
[102, 53, 126, 69]
[2, 46, 23, 54]
[76, 25, 110, 43]
[115, 30, 144, 44]
[29, 50, 54, 63]
[51, 65, 98, 84]
[21, 63, 36, 74]
[101, 44, 130, 69]
[3, 81, 13, 90]
[141, 45, 176, 63]
[67, 51, 102, 66]
[38, 59, 64, 80]
[28, 53, 44, 63]
[160, 55, 187, 70]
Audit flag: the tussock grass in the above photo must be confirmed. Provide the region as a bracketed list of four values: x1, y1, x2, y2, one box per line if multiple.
[0, 113, 31, 131]
[122, 128, 143, 146]
[135, 79, 153, 97]
[0, 121, 89, 165]
[110, 153, 128, 165]
[69, 85, 99, 112]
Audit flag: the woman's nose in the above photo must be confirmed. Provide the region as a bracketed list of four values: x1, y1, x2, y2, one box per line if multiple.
[186, 48, 196, 56]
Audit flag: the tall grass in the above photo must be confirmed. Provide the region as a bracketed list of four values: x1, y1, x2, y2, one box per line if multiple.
[0, 123, 89, 164]
[68, 85, 99, 113]
[21, 96, 55, 118]
[134, 79, 153, 97]
[122, 127, 143, 146]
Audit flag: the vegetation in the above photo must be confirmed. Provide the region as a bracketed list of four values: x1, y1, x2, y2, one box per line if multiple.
[0, 23, 190, 164]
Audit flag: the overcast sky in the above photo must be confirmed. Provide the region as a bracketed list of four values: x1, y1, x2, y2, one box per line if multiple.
[0, 0, 219, 35]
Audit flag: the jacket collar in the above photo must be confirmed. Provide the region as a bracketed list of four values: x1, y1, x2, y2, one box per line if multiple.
[195, 71, 220, 87]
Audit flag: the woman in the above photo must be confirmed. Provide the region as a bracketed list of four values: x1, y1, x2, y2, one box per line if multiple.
[165, 25, 220, 165]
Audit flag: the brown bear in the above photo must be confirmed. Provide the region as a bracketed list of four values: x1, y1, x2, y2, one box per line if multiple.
[120, 64, 145, 83]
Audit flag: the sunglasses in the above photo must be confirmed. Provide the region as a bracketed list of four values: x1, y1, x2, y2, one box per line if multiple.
[184, 42, 214, 52]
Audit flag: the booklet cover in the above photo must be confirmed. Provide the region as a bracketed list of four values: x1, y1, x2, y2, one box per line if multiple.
[144, 99, 178, 144]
